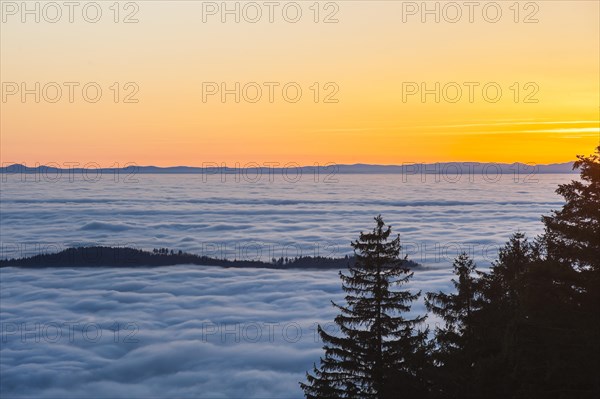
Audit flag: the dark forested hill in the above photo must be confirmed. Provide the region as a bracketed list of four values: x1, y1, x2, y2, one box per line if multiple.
[0, 246, 420, 270]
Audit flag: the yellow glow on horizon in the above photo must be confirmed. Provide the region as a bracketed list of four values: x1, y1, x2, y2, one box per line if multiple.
[1, 1, 598, 166]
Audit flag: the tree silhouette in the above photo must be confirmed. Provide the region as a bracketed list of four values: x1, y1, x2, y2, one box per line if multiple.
[543, 145, 600, 272]
[300, 216, 428, 398]
[425, 253, 479, 397]
[470, 233, 539, 397]
[540, 145, 600, 395]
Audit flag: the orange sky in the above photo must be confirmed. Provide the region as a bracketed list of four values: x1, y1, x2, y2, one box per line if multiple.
[1, 1, 599, 166]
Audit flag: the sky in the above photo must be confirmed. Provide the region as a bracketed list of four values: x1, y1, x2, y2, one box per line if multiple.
[1, 0, 599, 166]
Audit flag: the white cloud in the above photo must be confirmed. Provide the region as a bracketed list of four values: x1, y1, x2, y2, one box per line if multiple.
[0, 265, 452, 398]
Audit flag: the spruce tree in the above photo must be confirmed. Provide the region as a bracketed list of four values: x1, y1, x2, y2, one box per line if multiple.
[470, 233, 540, 398]
[542, 145, 600, 272]
[426, 253, 478, 349]
[540, 146, 600, 395]
[425, 253, 479, 397]
[542, 146, 600, 329]
[300, 216, 427, 399]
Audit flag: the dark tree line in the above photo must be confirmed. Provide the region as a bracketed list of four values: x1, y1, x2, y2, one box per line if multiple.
[302, 147, 600, 399]
[1, 247, 400, 270]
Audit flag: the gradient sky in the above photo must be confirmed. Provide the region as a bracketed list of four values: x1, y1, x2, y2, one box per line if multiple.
[1, 0, 599, 166]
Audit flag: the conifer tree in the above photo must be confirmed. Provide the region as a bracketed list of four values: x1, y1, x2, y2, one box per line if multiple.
[426, 253, 478, 349]
[540, 146, 600, 395]
[462, 148, 600, 397]
[542, 145, 600, 272]
[425, 253, 479, 397]
[300, 216, 428, 399]
[542, 146, 600, 328]
[470, 233, 540, 398]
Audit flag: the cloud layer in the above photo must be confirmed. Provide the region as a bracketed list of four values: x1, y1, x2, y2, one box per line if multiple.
[0, 265, 452, 398]
[0, 174, 568, 266]
[0, 173, 568, 396]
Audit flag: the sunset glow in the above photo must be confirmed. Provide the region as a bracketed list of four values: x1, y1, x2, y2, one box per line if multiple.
[1, 1, 599, 165]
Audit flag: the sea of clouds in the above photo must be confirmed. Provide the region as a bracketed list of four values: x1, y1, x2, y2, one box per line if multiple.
[0, 265, 451, 398]
[0, 172, 573, 397]
[0, 173, 571, 266]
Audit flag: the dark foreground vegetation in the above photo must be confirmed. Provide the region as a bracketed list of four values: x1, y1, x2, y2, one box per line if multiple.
[0, 245, 419, 270]
[301, 147, 599, 399]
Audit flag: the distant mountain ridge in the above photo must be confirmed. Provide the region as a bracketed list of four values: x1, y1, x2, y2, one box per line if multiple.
[0, 162, 577, 174]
